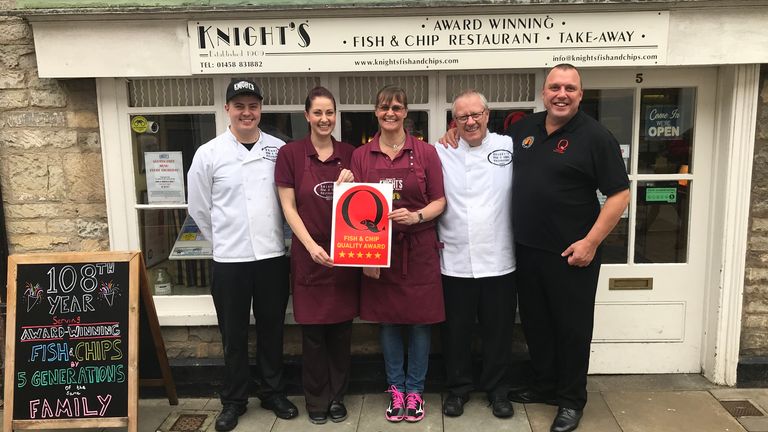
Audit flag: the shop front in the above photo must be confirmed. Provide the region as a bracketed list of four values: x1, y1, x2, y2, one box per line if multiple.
[19, 1, 767, 386]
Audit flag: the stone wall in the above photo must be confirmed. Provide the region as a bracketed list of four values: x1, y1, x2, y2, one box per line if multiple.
[159, 323, 529, 360]
[0, 13, 109, 254]
[160, 324, 385, 360]
[743, 65, 768, 357]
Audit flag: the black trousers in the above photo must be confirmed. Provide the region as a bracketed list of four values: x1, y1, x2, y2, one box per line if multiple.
[515, 243, 601, 410]
[211, 256, 290, 407]
[441, 273, 516, 399]
[301, 321, 353, 412]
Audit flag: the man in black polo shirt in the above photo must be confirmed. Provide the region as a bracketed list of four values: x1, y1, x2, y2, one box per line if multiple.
[507, 64, 630, 432]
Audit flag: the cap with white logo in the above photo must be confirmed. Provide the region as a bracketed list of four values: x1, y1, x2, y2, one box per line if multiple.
[226, 79, 263, 103]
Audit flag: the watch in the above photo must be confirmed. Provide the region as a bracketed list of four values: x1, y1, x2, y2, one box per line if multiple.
[417, 211, 424, 223]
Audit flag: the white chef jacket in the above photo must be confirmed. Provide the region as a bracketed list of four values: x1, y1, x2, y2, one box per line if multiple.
[435, 132, 516, 278]
[187, 128, 286, 263]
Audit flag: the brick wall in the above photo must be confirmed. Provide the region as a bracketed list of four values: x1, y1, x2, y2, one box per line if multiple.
[742, 66, 768, 357]
[0, 14, 109, 254]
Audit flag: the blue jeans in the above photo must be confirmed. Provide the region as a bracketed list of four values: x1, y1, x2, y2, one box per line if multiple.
[380, 324, 431, 394]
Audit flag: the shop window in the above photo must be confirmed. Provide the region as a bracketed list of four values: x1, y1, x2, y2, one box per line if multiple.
[131, 113, 216, 295]
[131, 114, 216, 205]
[128, 78, 215, 107]
[261, 112, 309, 143]
[341, 111, 429, 146]
[581, 89, 633, 172]
[638, 88, 695, 175]
[445, 108, 533, 135]
[241, 75, 320, 106]
[445, 73, 536, 103]
[634, 88, 696, 263]
[635, 180, 690, 263]
[582, 89, 634, 264]
[339, 75, 429, 105]
[598, 190, 630, 265]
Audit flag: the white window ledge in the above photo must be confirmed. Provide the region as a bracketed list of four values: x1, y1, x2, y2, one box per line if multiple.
[153, 294, 297, 326]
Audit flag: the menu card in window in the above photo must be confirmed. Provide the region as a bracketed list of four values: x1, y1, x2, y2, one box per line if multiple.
[144, 151, 185, 204]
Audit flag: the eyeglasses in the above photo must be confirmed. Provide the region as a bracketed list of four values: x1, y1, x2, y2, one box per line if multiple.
[377, 104, 406, 113]
[454, 110, 487, 123]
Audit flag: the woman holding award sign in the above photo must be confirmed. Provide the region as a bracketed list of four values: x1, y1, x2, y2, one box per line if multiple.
[350, 85, 446, 423]
[275, 86, 360, 425]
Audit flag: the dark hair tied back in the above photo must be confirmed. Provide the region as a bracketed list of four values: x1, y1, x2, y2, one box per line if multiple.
[305, 86, 337, 112]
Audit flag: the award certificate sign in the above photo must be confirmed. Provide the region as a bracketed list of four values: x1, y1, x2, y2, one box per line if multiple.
[145, 151, 185, 204]
[331, 183, 393, 267]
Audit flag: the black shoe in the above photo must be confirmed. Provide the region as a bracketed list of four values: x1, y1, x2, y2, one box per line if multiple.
[508, 388, 558, 405]
[442, 393, 469, 417]
[307, 410, 328, 425]
[329, 400, 348, 422]
[550, 407, 583, 432]
[261, 395, 299, 419]
[490, 397, 514, 418]
[215, 405, 247, 432]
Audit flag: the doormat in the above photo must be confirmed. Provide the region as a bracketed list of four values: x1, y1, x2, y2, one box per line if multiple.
[720, 400, 764, 417]
[156, 410, 218, 432]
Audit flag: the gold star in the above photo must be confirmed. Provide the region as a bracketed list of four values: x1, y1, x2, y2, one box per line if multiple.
[357, 252, 363, 258]
[339, 251, 346, 258]
[366, 252, 372, 258]
[375, 253, 381, 259]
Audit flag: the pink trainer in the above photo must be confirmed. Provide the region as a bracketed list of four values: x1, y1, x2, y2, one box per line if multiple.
[385, 385, 406, 422]
[405, 392, 425, 422]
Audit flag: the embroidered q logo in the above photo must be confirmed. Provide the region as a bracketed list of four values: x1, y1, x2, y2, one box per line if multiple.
[553, 139, 569, 154]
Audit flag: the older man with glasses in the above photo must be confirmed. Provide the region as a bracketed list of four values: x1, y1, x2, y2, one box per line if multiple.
[435, 89, 516, 419]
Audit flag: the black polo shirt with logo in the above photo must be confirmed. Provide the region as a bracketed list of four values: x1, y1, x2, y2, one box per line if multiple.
[509, 110, 629, 254]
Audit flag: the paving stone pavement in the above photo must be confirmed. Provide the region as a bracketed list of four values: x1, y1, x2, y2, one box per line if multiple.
[3, 374, 768, 431]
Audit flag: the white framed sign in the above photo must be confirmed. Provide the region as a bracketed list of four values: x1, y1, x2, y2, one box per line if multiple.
[144, 151, 185, 204]
[189, 11, 668, 74]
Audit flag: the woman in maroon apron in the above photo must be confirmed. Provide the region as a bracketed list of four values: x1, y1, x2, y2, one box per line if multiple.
[350, 86, 446, 423]
[275, 86, 360, 425]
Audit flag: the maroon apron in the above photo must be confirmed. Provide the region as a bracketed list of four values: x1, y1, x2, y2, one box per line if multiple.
[359, 135, 445, 324]
[291, 138, 360, 324]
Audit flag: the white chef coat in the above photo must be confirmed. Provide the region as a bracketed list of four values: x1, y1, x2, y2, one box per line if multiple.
[187, 128, 286, 262]
[435, 132, 516, 278]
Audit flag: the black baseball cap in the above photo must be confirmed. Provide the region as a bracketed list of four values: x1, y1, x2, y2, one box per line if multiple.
[226, 79, 263, 103]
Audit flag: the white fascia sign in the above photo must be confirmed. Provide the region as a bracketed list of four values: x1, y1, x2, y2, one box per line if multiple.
[189, 11, 669, 74]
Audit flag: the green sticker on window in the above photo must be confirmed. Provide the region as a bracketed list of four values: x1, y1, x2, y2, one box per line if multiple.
[646, 187, 677, 203]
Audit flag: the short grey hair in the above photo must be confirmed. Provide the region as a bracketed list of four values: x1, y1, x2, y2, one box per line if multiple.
[451, 90, 489, 116]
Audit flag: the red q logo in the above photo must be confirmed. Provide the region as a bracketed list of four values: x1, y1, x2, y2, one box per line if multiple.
[340, 188, 388, 233]
[553, 139, 569, 154]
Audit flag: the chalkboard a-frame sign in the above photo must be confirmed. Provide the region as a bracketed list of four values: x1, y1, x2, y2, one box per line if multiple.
[3, 252, 142, 431]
